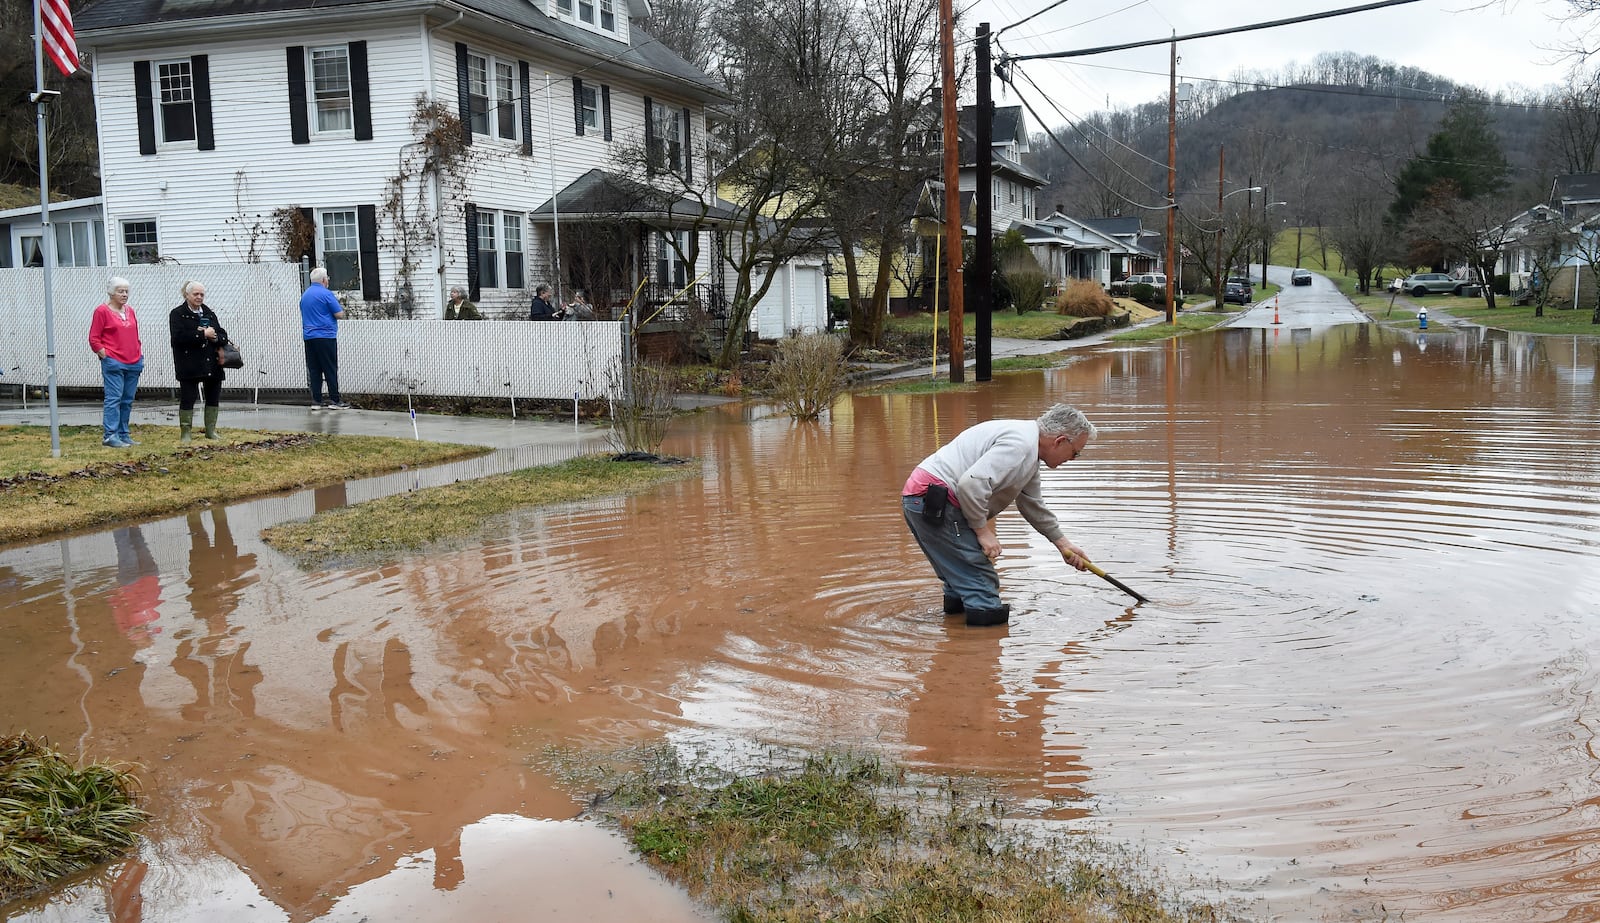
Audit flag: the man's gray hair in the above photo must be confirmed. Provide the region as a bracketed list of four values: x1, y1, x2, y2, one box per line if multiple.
[1037, 404, 1097, 441]
[107, 276, 129, 295]
[309, 267, 329, 284]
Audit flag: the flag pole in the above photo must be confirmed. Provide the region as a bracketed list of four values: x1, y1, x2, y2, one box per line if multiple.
[33, 0, 64, 457]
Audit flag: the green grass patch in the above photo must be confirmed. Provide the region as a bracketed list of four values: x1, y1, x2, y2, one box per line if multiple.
[861, 378, 979, 394]
[563, 747, 1239, 923]
[1111, 313, 1231, 342]
[887, 309, 1115, 341]
[0, 425, 486, 547]
[262, 454, 699, 567]
[1, 732, 148, 904]
[1412, 300, 1600, 334]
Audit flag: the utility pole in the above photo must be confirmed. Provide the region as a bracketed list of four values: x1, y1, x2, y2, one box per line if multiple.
[1215, 144, 1225, 301]
[938, 0, 964, 382]
[1246, 175, 1254, 275]
[1164, 35, 1177, 325]
[975, 23, 992, 382]
[1260, 184, 1269, 289]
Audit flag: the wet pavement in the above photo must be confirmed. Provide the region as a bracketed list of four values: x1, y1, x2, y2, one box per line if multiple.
[5, 317, 1600, 922]
[1225, 265, 1371, 328]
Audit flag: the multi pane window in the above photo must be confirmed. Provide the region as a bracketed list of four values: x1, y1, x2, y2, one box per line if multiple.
[54, 220, 105, 267]
[321, 210, 361, 290]
[651, 103, 683, 173]
[579, 0, 594, 23]
[476, 211, 499, 289]
[556, 0, 572, 12]
[494, 61, 518, 141]
[503, 214, 524, 290]
[157, 60, 196, 144]
[579, 85, 598, 130]
[310, 46, 353, 133]
[655, 230, 689, 289]
[466, 54, 490, 136]
[122, 221, 159, 264]
[600, 0, 614, 30]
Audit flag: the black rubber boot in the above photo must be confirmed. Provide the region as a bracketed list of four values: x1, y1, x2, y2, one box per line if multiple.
[943, 594, 964, 615]
[964, 604, 1010, 627]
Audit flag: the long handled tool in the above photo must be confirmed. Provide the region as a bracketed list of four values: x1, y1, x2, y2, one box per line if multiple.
[1084, 561, 1149, 604]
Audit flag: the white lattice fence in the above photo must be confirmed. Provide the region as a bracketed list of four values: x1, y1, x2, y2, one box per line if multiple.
[0, 264, 624, 400]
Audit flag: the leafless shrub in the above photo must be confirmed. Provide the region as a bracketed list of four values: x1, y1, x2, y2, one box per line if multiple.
[1055, 278, 1116, 318]
[607, 361, 676, 454]
[768, 333, 847, 422]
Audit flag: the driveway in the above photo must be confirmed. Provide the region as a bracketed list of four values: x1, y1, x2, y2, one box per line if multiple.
[1224, 265, 1370, 328]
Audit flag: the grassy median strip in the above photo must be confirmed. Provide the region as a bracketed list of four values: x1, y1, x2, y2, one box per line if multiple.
[558, 747, 1238, 923]
[1112, 313, 1231, 342]
[0, 732, 148, 905]
[262, 454, 698, 568]
[0, 424, 487, 547]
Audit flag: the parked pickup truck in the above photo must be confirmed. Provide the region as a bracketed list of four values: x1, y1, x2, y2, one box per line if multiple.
[1110, 273, 1167, 294]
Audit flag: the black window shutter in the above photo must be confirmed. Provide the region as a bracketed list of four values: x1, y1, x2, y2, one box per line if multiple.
[518, 61, 532, 156]
[465, 203, 480, 301]
[682, 107, 692, 182]
[643, 95, 655, 173]
[133, 61, 156, 155]
[601, 85, 611, 141]
[286, 47, 309, 145]
[191, 55, 214, 150]
[357, 205, 380, 300]
[349, 41, 372, 141]
[298, 207, 316, 266]
[0, 224, 11, 268]
[454, 43, 473, 146]
[572, 77, 584, 136]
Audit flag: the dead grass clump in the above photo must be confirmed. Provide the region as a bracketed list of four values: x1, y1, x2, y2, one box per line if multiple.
[1056, 279, 1117, 318]
[575, 747, 1240, 923]
[0, 733, 148, 904]
[607, 361, 677, 454]
[767, 333, 848, 422]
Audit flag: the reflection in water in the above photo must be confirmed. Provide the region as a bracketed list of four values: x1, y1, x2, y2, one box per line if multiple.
[3, 325, 1600, 922]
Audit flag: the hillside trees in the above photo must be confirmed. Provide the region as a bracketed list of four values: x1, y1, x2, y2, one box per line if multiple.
[1390, 93, 1510, 224]
[1544, 67, 1600, 175]
[0, 0, 98, 197]
[1324, 163, 1397, 294]
[1405, 182, 1523, 308]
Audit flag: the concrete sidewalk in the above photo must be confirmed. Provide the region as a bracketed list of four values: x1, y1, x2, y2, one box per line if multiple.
[871, 312, 1175, 382]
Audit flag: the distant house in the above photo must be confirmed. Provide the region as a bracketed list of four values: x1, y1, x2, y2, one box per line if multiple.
[1081, 217, 1163, 279]
[1551, 173, 1600, 222]
[957, 104, 1046, 228]
[74, 0, 729, 320]
[0, 197, 107, 270]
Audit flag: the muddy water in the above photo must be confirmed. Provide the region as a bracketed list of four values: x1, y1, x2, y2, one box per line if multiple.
[4, 323, 1600, 921]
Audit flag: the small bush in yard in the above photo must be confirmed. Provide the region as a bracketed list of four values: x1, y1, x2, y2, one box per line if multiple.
[1056, 278, 1116, 318]
[769, 333, 848, 422]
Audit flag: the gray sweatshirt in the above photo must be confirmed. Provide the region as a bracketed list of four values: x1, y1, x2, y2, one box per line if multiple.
[913, 419, 1063, 541]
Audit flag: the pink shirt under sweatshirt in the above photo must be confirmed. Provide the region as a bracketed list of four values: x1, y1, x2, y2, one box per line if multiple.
[89, 303, 143, 363]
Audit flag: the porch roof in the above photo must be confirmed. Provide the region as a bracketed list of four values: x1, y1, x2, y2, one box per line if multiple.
[529, 169, 740, 226]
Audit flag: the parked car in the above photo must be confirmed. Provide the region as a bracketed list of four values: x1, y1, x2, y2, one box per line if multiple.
[1401, 272, 1470, 296]
[1222, 281, 1252, 305]
[1227, 275, 1254, 295]
[1111, 272, 1167, 293]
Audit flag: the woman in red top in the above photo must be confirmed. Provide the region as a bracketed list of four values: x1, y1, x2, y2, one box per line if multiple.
[88, 276, 145, 448]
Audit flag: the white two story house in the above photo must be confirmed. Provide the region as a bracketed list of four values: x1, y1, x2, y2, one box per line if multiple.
[76, 0, 728, 319]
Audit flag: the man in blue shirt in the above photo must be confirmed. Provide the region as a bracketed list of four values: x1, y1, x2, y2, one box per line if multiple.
[300, 267, 349, 410]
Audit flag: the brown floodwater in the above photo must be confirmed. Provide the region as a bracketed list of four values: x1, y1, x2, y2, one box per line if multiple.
[4, 323, 1600, 922]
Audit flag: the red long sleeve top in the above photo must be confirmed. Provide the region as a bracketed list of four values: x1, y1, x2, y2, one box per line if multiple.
[89, 303, 143, 363]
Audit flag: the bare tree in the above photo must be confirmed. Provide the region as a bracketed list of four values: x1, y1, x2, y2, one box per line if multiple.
[1544, 66, 1600, 175]
[1406, 182, 1524, 308]
[639, 0, 721, 74]
[1325, 163, 1398, 293]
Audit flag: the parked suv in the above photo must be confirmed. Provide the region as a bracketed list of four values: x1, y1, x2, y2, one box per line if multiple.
[1291, 268, 1313, 286]
[1222, 281, 1251, 305]
[1401, 272, 1469, 296]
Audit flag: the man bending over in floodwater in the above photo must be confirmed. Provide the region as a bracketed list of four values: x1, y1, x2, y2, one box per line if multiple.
[901, 403, 1095, 627]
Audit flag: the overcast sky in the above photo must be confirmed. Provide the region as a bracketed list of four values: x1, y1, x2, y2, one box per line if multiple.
[971, 0, 1594, 121]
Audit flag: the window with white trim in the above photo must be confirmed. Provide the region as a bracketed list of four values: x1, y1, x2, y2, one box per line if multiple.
[493, 61, 518, 141]
[310, 46, 353, 133]
[504, 214, 524, 290]
[54, 219, 105, 267]
[579, 0, 594, 23]
[476, 210, 499, 288]
[556, 0, 572, 12]
[600, 0, 614, 30]
[21, 235, 44, 268]
[651, 102, 683, 174]
[466, 54, 490, 136]
[579, 84, 598, 130]
[321, 209, 361, 290]
[121, 221, 159, 264]
[157, 60, 196, 144]
[654, 230, 689, 289]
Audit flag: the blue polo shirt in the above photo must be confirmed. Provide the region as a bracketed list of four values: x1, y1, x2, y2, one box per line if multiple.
[300, 285, 342, 339]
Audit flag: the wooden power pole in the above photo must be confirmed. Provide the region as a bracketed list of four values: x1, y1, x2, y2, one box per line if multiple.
[1164, 36, 1177, 326]
[939, 0, 964, 382]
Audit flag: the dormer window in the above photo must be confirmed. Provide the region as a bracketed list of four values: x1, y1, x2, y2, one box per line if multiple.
[579, 0, 594, 23]
[600, 0, 614, 30]
[556, 0, 572, 13]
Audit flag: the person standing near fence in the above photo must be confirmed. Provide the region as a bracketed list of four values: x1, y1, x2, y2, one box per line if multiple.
[300, 268, 349, 410]
[89, 276, 145, 448]
[445, 285, 481, 320]
[529, 284, 559, 321]
[170, 281, 229, 443]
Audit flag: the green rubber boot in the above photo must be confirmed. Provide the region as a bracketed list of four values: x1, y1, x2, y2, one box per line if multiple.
[203, 406, 219, 439]
[178, 408, 193, 444]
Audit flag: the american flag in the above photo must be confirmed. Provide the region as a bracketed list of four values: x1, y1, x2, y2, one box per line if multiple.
[40, 0, 80, 76]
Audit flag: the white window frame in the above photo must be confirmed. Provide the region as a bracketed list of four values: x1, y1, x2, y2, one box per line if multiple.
[579, 84, 598, 130]
[54, 219, 105, 267]
[578, 0, 594, 23]
[493, 60, 518, 142]
[503, 213, 524, 290]
[476, 210, 499, 289]
[156, 59, 197, 146]
[651, 102, 683, 174]
[319, 209, 361, 291]
[20, 234, 44, 268]
[309, 45, 354, 135]
[600, 0, 615, 30]
[120, 220, 160, 265]
[466, 53, 490, 136]
[556, 0, 572, 13]
[475, 210, 528, 290]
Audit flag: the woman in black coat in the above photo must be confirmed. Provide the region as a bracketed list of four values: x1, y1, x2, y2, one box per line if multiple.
[169, 280, 228, 443]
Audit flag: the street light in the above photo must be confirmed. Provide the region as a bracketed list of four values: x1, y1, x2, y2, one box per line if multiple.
[1262, 200, 1287, 288]
[1216, 185, 1264, 295]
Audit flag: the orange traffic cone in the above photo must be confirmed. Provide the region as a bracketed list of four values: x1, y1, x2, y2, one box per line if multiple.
[1271, 295, 1281, 325]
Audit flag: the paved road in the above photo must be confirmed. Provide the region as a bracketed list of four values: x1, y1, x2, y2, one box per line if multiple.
[1225, 264, 1370, 329]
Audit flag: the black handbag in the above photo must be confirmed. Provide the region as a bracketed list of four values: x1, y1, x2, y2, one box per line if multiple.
[217, 339, 244, 369]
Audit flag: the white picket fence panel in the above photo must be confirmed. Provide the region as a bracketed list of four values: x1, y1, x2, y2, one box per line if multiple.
[0, 263, 624, 401]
